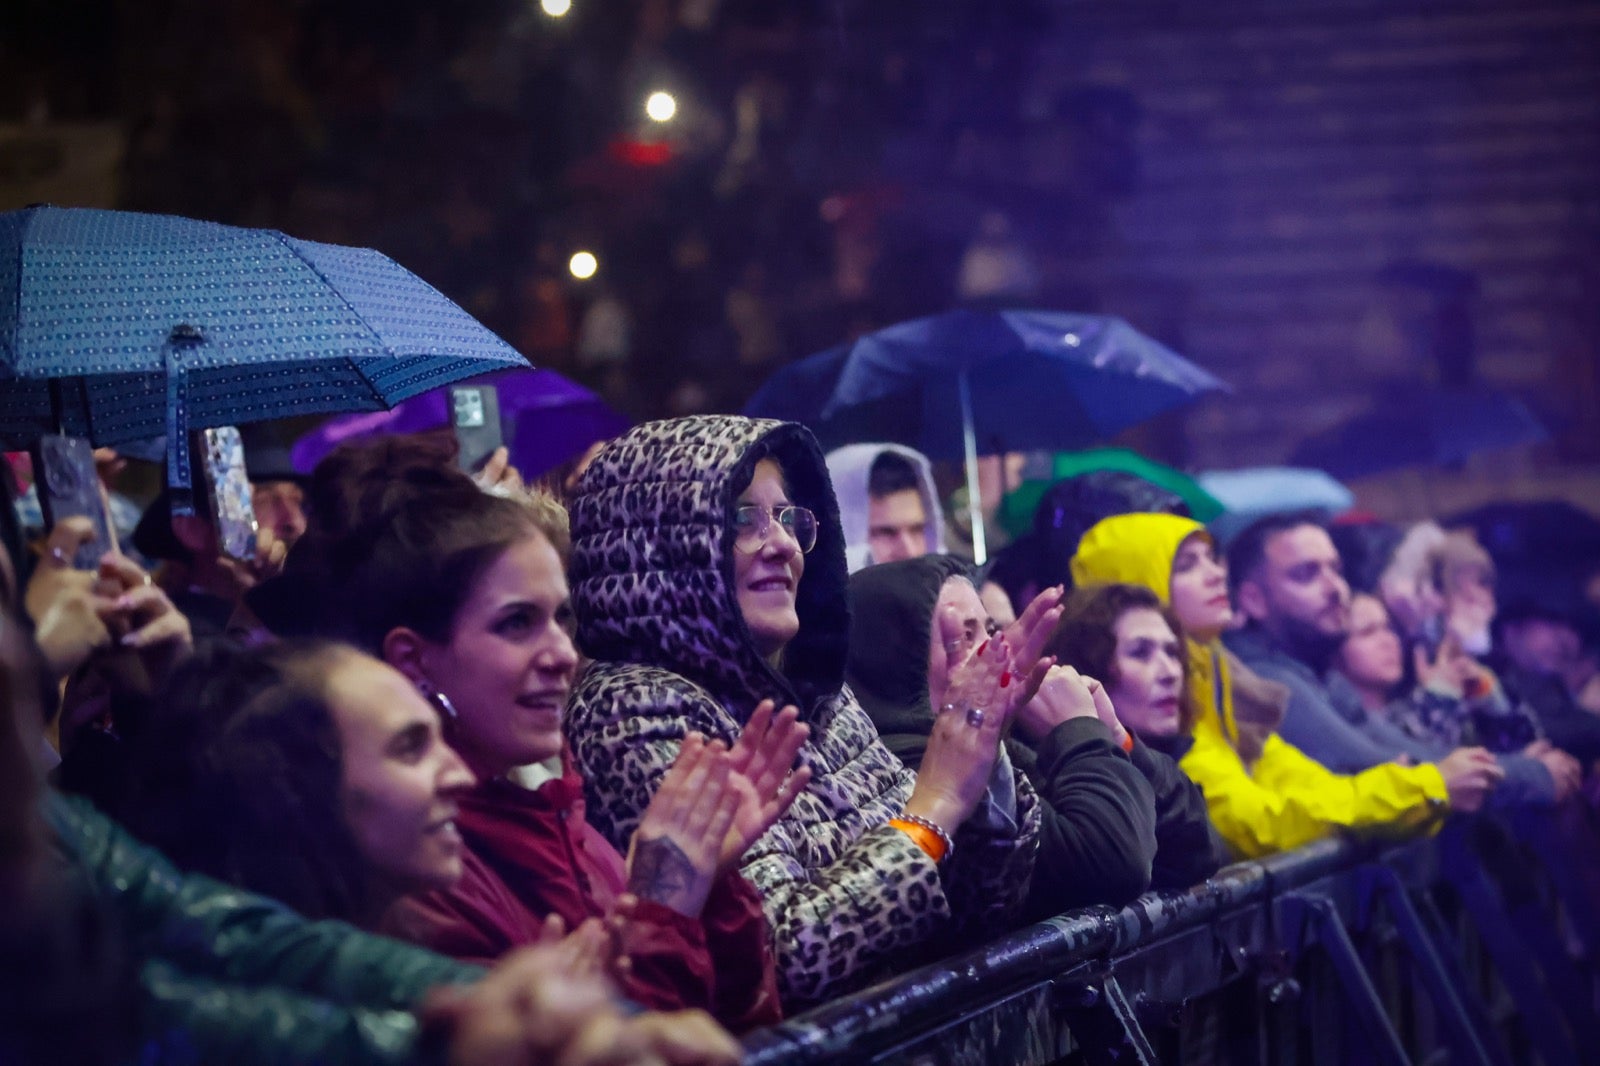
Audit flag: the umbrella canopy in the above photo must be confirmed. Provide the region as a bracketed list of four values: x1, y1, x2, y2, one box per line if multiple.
[1289, 385, 1549, 482]
[0, 205, 529, 504]
[291, 368, 630, 479]
[748, 308, 1227, 459]
[997, 447, 1225, 538]
[745, 308, 1227, 561]
[1198, 466, 1356, 545]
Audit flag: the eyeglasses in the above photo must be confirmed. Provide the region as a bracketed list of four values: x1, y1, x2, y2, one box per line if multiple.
[732, 504, 818, 555]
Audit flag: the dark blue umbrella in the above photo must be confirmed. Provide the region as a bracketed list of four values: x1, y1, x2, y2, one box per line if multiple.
[0, 205, 529, 506]
[745, 308, 1227, 561]
[1290, 385, 1549, 482]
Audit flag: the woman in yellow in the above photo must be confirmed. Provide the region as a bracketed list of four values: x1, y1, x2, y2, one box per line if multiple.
[1070, 513, 1501, 859]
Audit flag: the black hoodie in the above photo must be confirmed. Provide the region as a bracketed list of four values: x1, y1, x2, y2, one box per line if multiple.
[847, 555, 1160, 920]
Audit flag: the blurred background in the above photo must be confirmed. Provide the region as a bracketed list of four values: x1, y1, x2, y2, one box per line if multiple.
[3, 0, 1597, 518]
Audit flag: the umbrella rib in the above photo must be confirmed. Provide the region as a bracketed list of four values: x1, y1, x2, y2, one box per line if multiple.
[267, 230, 392, 409]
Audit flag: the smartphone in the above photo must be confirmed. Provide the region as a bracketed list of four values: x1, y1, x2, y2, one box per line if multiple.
[451, 384, 503, 474]
[30, 433, 115, 569]
[199, 427, 258, 562]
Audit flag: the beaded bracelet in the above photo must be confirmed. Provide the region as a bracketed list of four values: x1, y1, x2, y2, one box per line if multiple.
[890, 813, 953, 864]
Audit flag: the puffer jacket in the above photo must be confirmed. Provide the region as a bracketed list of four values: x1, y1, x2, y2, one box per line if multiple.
[566, 416, 1040, 1008]
[43, 790, 479, 1065]
[1072, 513, 1449, 860]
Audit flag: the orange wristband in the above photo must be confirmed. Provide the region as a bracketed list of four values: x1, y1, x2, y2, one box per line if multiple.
[1120, 731, 1135, 753]
[890, 817, 949, 864]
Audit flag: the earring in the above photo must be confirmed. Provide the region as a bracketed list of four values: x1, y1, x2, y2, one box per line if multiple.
[429, 689, 460, 724]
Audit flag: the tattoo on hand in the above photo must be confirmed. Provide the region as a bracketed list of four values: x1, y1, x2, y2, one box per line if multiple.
[628, 835, 697, 910]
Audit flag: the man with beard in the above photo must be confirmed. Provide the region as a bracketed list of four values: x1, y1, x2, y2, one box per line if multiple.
[1224, 514, 1558, 807]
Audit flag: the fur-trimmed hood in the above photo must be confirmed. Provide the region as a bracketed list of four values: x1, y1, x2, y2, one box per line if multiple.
[568, 415, 851, 716]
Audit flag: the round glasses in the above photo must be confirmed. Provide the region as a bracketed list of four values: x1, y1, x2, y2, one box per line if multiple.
[732, 504, 819, 555]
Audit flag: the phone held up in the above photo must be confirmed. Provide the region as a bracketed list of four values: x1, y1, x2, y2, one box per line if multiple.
[451, 384, 504, 475]
[30, 434, 116, 569]
[199, 427, 258, 563]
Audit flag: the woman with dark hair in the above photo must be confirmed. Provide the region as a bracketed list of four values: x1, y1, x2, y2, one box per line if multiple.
[564, 415, 1042, 1008]
[1045, 583, 1227, 888]
[127, 639, 476, 924]
[260, 446, 794, 1030]
[846, 555, 1161, 920]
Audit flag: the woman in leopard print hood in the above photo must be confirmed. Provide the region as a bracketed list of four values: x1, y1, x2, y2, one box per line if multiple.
[566, 415, 1042, 1008]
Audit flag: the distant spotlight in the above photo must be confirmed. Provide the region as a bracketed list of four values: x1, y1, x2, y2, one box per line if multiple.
[645, 91, 678, 123]
[540, 0, 572, 16]
[568, 251, 598, 280]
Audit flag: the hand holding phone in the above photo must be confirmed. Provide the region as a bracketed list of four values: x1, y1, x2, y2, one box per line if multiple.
[30, 434, 115, 570]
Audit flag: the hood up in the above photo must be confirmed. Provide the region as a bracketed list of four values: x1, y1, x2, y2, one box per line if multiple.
[568, 415, 851, 715]
[824, 443, 946, 573]
[1070, 512, 1211, 606]
[845, 554, 975, 738]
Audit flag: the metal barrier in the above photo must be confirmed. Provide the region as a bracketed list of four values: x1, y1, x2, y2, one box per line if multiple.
[742, 820, 1597, 1066]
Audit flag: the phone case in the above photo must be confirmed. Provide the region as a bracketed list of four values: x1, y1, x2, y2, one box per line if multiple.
[30, 434, 115, 569]
[200, 427, 259, 562]
[451, 385, 503, 473]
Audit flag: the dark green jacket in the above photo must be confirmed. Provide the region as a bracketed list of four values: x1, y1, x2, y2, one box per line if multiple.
[43, 791, 483, 1065]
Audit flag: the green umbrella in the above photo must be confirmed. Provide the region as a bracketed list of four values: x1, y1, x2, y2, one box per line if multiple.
[998, 447, 1224, 539]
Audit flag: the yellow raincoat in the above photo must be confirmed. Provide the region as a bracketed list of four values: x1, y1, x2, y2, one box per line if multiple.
[1071, 513, 1448, 859]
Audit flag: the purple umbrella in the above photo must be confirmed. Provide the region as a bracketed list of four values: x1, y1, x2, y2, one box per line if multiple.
[292, 369, 630, 479]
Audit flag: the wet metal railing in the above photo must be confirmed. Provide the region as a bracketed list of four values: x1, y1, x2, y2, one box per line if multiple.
[743, 820, 1597, 1066]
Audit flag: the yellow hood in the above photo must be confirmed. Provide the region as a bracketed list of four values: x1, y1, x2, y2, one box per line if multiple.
[1070, 512, 1211, 605]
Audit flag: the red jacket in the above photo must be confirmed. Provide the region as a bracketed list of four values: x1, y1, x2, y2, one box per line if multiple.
[379, 757, 781, 1031]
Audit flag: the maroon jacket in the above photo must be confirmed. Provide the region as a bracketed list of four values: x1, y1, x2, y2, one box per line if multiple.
[380, 758, 781, 1031]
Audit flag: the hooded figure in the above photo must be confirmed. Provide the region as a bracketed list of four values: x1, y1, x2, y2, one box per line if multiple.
[566, 416, 1039, 1008]
[846, 555, 1160, 919]
[1072, 513, 1449, 859]
[825, 443, 946, 572]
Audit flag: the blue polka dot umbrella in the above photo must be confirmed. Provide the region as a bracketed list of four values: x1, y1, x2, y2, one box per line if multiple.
[0, 205, 530, 505]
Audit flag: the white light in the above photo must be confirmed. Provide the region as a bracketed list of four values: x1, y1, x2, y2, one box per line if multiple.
[568, 251, 598, 280]
[645, 91, 678, 123]
[540, 0, 572, 17]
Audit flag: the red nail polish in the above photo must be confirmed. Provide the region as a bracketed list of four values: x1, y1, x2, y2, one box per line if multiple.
[1000, 672, 1011, 687]
[977, 640, 990, 655]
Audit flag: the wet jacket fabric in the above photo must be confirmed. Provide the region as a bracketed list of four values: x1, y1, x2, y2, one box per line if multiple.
[1228, 626, 1555, 808]
[379, 754, 780, 1030]
[377, 752, 777, 1024]
[844, 554, 1158, 919]
[1072, 513, 1449, 859]
[565, 416, 1040, 1008]
[44, 790, 478, 1066]
[824, 442, 946, 572]
[1126, 733, 1230, 889]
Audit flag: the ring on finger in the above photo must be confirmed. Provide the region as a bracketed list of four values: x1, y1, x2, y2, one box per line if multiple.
[965, 707, 986, 728]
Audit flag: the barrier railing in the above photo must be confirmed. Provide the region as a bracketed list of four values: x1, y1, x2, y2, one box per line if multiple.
[742, 820, 1597, 1066]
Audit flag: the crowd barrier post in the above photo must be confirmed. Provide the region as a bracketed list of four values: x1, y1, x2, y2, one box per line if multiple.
[742, 825, 1595, 1066]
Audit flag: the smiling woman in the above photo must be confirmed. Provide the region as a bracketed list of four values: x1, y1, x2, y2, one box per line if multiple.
[247, 443, 787, 1030]
[125, 640, 473, 925]
[565, 416, 1043, 1009]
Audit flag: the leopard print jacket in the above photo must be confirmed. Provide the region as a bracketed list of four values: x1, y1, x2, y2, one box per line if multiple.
[566, 415, 1040, 1007]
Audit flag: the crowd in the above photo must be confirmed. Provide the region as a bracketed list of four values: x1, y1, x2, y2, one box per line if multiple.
[3, 413, 1599, 1065]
